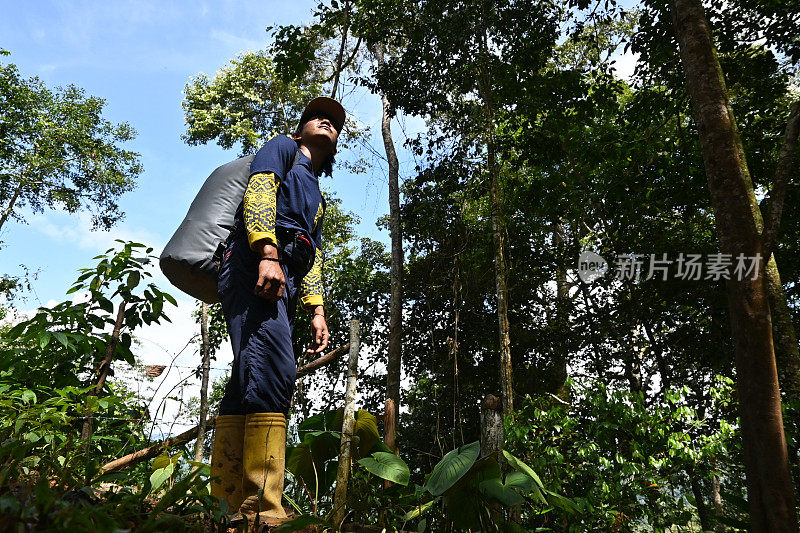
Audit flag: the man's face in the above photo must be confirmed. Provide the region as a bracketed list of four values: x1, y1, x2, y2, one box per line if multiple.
[301, 113, 339, 147]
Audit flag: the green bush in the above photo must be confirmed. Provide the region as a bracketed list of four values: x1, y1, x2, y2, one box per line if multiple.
[505, 378, 745, 531]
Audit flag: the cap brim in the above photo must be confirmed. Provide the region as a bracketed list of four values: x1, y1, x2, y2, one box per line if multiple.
[299, 97, 346, 133]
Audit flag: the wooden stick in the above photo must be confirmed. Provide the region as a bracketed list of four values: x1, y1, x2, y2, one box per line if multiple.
[333, 322, 360, 528]
[296, 343, 349, 378]
[194, 303, 212, 463]
[101, 417, 216, 473]
[99, 344, 348, 473]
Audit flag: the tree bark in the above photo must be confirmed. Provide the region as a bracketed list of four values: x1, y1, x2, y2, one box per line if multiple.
[477, 16, 514, 417]
[81, 300, 127, 443]
[194, 302, 211, 464]
[671, 0, 798, 529]
[480, 395, 503, 459]
[689, 469, 713, 532]
[371, 42, 403, 454]
[0, 179, 25, 234]
[766, 257, 800, 399]
[333, 320, 360, 528]
[330, 0, 351, 99]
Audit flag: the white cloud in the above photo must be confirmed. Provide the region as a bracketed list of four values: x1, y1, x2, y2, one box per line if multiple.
[28, 211, 165, 253]
[210, 29, 264, 54]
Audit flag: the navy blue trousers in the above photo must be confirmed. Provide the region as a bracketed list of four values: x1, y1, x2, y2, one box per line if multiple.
[217, 229, 300, 415]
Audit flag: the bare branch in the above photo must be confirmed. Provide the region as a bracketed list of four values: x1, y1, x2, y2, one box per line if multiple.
[763, 101, 800, 260]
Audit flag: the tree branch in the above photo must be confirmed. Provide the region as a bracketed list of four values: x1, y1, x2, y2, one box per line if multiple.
[99, 343, 349, 473]
[762, 100, 800, 260]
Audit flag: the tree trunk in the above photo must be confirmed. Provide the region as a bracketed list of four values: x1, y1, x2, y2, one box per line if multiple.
[689, 469, 713, 532]
[477, 19, 513, 416]
[766, 257, 800, 399]
[552, 220, 569, 395]
[333, 320, 360, 528]
[712, 472, 726, 531]
[81, 300, 127, 443]
[0, 179, 25, 234]
[480, 395, 503, 458]
[670, 0, 798, 529]
[371, 42, 403, 454]
[194, 302, 211, 463]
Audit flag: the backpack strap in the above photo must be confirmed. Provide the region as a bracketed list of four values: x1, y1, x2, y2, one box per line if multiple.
[213, 149, 303, 268]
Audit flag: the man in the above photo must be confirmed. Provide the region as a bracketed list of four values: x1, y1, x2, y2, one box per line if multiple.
[209, 97, 345, 525]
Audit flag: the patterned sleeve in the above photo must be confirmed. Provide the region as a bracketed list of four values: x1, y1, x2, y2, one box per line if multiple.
[243, 171, 280, 250]
[300, 247, 324, 309]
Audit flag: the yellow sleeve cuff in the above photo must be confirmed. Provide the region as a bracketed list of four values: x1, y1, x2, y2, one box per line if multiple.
[301, 295, 324, 309]
[247, 231, 278, 251]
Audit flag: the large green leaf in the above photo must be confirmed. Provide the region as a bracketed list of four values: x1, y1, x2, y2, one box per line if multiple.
[358, 452, 410, 485]
[442, 454, 502, 529]
[402, 497, 440, 520]
[149, 463, 174, 491]
[298, 409, 379, 458]
[286, 431, 340, 497]
[503, 450, 547, 505]
[424, 440, 480, 496]
[478, 471, 534, 507]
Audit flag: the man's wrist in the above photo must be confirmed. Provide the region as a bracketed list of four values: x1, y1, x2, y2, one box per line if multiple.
[311, 305, 325, 318]
[254, 239, 278, 259]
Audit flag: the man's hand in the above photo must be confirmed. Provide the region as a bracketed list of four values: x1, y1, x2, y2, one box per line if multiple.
[307, 307, 329, 354]
[254, 240, 285, 301]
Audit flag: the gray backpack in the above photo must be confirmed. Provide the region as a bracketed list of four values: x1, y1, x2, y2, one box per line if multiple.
[159, 155, 255, 304]
[160, 146, 301, 303]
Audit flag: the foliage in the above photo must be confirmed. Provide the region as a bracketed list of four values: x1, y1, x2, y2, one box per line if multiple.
[280, 409, 571, 532]
[1, 241, 175, 392]
[505, 378, 744, 531]
[0, 50, 141, 231]
[0, 242, 223, 531]
[182, 50, 324, 156]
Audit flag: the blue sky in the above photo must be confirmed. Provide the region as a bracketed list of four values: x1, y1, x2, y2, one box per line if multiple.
[0, 0, 423, 429]
[0, 0, 421, 307]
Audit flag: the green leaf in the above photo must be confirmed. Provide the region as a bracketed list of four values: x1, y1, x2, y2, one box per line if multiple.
[20, 389, 36, 404]
[162, 292, 177, 306]
[152, 454, 172, 471]
[126, 271, 140, 290]
[149, 463, 174, 491]
[97, 298, 114, 314]
[424, 441, 480, 496]
[5, 321, 26, 340]
[402, 497, 440, 520]
[52, 331, 69, 348]
[479, 477, 526, 507]
[358, 452, 410, 485]
[38, 331, 51, 349]
[503, 449, 547, 504]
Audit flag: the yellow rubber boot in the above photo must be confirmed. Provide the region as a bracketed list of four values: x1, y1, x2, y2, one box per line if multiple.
[239, 412, 289, 524]
[209, 414, 246, 511]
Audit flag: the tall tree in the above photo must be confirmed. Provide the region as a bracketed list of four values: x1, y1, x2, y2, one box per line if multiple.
[369, 42, 403, 453]
[373, 0, 561, 415]
[670, 0, 798, 528]
[0, 50, 141, 233]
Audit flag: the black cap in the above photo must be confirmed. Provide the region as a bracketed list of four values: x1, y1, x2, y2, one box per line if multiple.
[297, 96, 346, 133]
